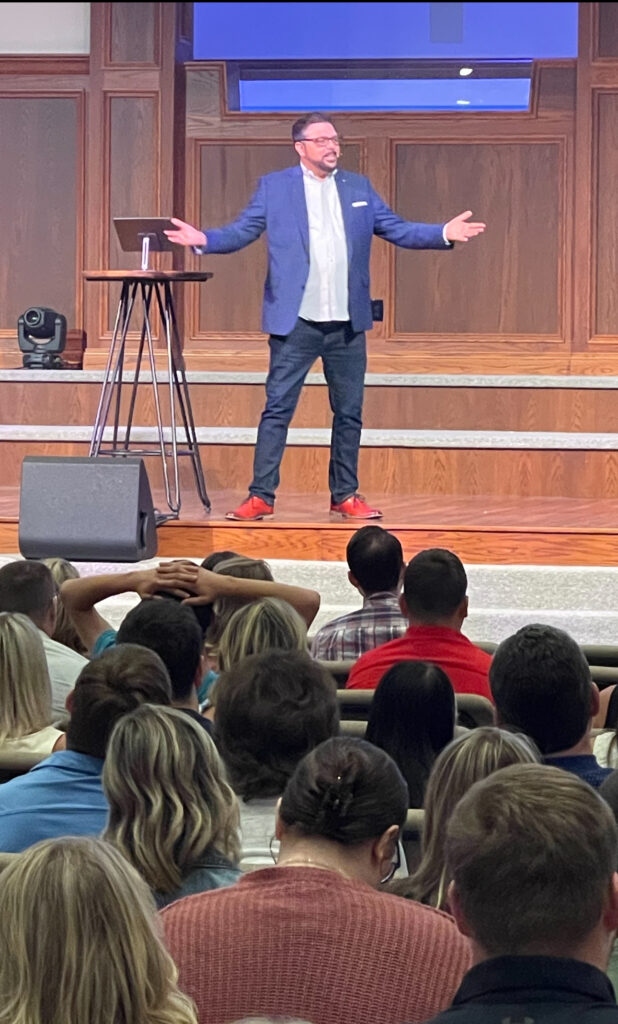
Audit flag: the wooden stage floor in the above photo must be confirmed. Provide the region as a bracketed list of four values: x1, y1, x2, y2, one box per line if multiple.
[3, 488, 618, 566]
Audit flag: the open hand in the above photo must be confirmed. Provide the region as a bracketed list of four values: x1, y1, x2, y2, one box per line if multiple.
[163, 217, 207, 248]
[444, 210, 486, 243]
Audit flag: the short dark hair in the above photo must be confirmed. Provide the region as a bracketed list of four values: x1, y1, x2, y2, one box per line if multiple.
[366, 661, 455, 807]
[403, 548, 467, 621]
[489, 623, 592, 755]
[291, 111, 336, 142]
[214, 650, 339, 801]
[0, 560, 55, 628]
[116, 598, 203, 702]
[346, 526, 404, 594]
[280, 737, 409, 845]
[447, 763, 618, 955]
[66, 644, 172, 759]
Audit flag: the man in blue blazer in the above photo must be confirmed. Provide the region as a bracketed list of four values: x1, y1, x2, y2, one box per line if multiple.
[166, 112, 485, 521]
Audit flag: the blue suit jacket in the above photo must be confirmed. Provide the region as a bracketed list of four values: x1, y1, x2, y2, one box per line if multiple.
[203, 165, 451, 336]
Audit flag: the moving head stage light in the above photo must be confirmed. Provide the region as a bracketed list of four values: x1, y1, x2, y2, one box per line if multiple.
[17, 307, 67, 369]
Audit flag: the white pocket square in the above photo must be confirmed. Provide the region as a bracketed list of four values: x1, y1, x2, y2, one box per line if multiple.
[352, 201, 368, 207]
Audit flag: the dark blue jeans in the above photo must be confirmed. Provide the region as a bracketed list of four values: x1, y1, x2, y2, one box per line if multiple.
[249, 318, 367, 505]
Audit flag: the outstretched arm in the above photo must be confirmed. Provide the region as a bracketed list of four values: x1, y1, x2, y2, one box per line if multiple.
[371, 185, 485, 249]
[164, 178, 267, 254]
[60, 566, 194, 655]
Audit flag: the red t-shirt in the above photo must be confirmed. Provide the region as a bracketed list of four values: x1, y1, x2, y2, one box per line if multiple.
[345, 624, 493, 701]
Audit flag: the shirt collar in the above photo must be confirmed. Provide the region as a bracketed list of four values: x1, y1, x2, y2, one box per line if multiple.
[453, 956, 615, 1007]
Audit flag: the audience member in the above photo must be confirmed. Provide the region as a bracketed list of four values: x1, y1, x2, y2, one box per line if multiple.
[422, 764, 618, 1023]
[162, 737, 471, 1024]
[214, 649, 339, 867]
[0, 559, 87, 714]
[0, 644, 171, 852]
[61, 560, 320, 656]
[404, 727, 538, 908]
[103, 705, 240, 907]
[0, 612, 64, 767]
[42, 556, 88, 656]
[490, 622, 613, 787]
[311, 525, 406, 660]
[217, 596, 308, 673]
[346, 548, 492, 700]
[114, 598, 212, 733]
[365, 660, 455, 807]
[0, 836, 197, 1024]
[204, 555, 274, 649]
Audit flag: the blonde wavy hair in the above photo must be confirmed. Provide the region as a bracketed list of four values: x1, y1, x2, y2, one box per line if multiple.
[0, 836, 196, 1024]
[406, 726, 539, 909]
[206, 555, 274, 649]
[41, 558, 87, 656]
[217, 596, 308, 674]
[0, 612, 53, 743]
[103, 705, 240, 894]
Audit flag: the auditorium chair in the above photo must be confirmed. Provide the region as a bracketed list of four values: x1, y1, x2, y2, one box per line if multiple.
[581, 645, 618, 668]
[336, 689, 495, 729]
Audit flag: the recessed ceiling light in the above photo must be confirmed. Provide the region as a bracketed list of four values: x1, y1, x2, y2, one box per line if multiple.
[459, 67, 473, 77]
[456, 99, 471, 105]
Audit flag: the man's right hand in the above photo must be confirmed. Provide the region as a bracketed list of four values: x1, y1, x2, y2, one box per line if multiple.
[164, 217, 207, 248]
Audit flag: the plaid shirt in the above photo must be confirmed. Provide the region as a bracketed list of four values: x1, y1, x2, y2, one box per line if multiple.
[310, 591, 407, 662]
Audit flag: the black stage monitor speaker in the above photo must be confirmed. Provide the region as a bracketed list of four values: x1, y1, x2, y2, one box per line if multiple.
[18, 456, 158, 562]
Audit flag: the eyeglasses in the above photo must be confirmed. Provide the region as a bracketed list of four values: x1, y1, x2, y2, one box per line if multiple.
[380, 841, 401, 885]
[299, 135, 341, 148]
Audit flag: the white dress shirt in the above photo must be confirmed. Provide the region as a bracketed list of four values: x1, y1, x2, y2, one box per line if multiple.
[298, 163, 349, 323]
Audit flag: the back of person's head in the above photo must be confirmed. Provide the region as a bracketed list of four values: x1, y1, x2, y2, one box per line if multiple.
[103, 705, 240, 895]
[215, 650, 339, 801]
[490, 623, 593, 755]
[206, 555, 275, 647]
[365, 661, 455, 807]
[403, 548, 468, 623]
[217, 597, 307, 673]
[279, 736, 408, 845]
[346, 526, 404, 595]
[407, 726, 539, 908]
[447, 763, 618, 957]
[0, 836, 196, 1024]
[200, 550, 241, 570]
[66, 645, 172, 759]
[41, 557, 86, 655]
[0, 560, 56, 631]
[116, 598, 203, 703]
[0, 612, 53, 742]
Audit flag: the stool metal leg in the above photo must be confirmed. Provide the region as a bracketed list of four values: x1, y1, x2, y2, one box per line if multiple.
[90, 280, 136, 456]
[141, 282, 180, 516]
[161, 280, 211, 512]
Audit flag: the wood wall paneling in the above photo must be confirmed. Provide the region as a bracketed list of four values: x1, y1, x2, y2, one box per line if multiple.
[593, 92, 618, 338]
[0, 95, 81, 334]
[596, 3, 618, 59]
[393, 140, 564, 338]
[105, 94, 161, 334]
[108, 2, 158, 65]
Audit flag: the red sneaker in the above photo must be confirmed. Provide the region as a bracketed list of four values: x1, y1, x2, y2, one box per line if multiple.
[330, 494, 383, 519]
[225, 496, 274, 521]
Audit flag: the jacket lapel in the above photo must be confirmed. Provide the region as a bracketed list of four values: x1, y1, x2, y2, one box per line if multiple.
[335, 172, 353, 264]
